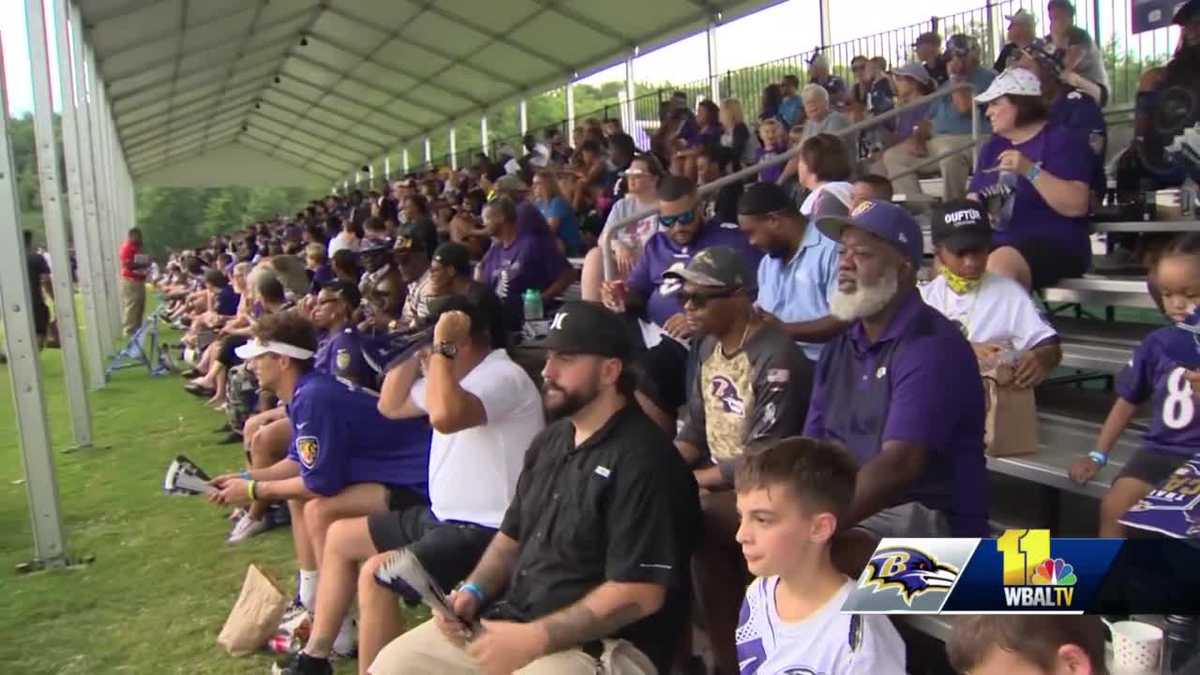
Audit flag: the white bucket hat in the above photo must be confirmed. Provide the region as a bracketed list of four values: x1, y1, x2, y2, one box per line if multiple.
[974, 67, 1042, 103]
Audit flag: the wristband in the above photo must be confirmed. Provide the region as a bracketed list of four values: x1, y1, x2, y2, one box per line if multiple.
[1024, 163, 1042, 183]
[239, 468, 251, 480]
[1087, 450, 1109, 467]
[247, 480, 258, 502]
[459, 582, 486, 606]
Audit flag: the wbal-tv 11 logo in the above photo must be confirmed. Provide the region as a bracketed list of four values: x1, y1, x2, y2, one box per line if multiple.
[996, 529, 1078, 609]
[842, 532, 1122, 615]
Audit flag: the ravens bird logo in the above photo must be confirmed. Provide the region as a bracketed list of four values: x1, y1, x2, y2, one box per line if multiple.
[859, 546, 959, 605]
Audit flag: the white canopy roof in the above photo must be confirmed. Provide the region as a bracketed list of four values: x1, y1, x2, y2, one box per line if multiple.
[80, 0, 779, 187]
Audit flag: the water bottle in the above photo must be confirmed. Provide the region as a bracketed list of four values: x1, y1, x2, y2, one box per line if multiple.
[523, 289, 544, 322]
[1162, 615, 1197, 675]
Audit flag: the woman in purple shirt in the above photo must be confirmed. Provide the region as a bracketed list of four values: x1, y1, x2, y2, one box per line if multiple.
[969, 68, 1095, 291]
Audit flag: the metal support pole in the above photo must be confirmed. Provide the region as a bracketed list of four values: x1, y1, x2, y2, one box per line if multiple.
[86, 57, 121, 342]
[54, 0, 105, 390]
[1091, 0, 1102, 47]
[69, 5, 113, 358]
[565, 78, 576, 148]
[449, 126, 458, 170]
[383, 156, 390, 181]
[480, 115, 489, 156]
[985, 0, 996, 64]
[423, 137, 432, 166]
[402, 148, 410, 173]
[0, 33, 69, 568]
[818, 0, 832, 48]
[706, 19, 720, 101]
[623, 53, 637, 130]
[519, 99, 528, 136]
[26, 0, 92, 446]
[343, 179, 349, 192]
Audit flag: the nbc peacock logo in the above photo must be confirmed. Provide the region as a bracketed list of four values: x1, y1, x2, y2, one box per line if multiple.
[998, 530, 1078, 608]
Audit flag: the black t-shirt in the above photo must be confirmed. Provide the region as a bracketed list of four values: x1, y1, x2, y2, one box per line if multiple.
[490, 405, 701, 671]
[27, 251, 49, 309]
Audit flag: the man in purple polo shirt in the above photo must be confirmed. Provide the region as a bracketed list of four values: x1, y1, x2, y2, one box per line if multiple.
[805, 200, 988, 568]
[601, 175, 760, 430]
[475, 196, 575, 333]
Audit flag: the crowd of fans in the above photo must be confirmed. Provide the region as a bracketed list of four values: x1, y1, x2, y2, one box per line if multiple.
[133, 1, 1200, 673]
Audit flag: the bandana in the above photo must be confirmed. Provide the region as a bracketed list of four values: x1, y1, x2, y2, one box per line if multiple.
[943, 267, 984, 295]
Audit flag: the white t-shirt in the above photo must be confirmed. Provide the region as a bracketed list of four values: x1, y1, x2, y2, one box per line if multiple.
[410, 349, 544, 527]
[328, 232, 361, 258]
[800, 181, 854, 217]
[736, 577, 907, 675]
[920, 272, 1057, 351]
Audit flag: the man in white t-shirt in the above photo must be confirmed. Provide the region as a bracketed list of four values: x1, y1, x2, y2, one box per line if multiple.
[275, 297, 544, 675]
[920, 200, 1061, 387]
[734, 437, 906, 675]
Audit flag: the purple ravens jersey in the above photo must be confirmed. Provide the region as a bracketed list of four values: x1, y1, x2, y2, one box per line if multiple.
[626, 219, 761, 327]
[314, 326, 376, 388]
[1117, 327, 1200, 457]
[286, 371, 430, 497]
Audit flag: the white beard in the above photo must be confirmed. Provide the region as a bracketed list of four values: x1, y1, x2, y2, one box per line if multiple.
[829, 267, 899, 321]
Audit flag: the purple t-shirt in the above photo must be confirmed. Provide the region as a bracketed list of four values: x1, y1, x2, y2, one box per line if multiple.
[214, 284, 240, 317]
[969, 123, 1096, 264]
[309, 263, 336, 295]
[804, 290, 989, 536]
[892, 101, 932, 142]
[516, 201, 552, 238]
[478, 229, 570, 328]
[1116, 327, 1200, 457]
[757, 145, 787, 185]
[627, 219, 761, 328]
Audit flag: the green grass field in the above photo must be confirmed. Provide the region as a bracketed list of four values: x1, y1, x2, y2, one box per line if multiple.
[0, 340, 340, 673]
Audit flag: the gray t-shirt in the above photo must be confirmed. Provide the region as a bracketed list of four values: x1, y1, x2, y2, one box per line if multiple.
[801, 110, 857, 166]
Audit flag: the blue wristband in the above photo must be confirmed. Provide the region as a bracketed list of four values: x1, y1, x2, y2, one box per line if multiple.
[1024, 163, 1042, 183]
[459, 582, 486, 606]
[1088, 450, 1109, 467]
[239, 469, 251, 480]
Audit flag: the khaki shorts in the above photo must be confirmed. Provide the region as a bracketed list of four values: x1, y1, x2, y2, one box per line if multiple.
[369, 618, 656, 675]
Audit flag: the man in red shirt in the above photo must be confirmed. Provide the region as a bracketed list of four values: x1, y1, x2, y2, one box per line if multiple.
[118, 228, 149, 336]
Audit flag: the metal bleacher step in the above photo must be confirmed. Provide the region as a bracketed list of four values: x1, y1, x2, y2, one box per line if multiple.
[1052, 316, 1158, 374]
[1041, 275, 1155, 311]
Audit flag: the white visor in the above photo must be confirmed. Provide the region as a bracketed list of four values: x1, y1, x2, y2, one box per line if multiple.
[974, 67, 1042, 103]
[234, 339, 315, 361]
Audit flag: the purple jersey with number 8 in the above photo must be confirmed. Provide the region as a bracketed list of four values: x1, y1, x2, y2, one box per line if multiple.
[1116, 327, 1200, 457]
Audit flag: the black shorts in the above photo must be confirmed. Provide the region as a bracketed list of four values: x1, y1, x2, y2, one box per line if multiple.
[1116, 447, 1191, 486]
[367, 504, 497, 599]
[216, 335, 249, 369]
[33, 302, 50, 337]
[998, 238, 1090, 291]
[633, 337, 689, 413]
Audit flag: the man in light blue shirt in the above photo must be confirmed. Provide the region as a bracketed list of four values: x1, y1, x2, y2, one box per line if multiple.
[884, 34, 996, 202]
[737, 183, 846, 361]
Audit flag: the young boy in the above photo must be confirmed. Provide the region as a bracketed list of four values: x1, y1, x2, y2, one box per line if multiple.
[734, 437, 907, 674]
[947, 615, 1107, 675]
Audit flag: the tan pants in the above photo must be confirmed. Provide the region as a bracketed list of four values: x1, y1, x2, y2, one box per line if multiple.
[882, 134, 978, 202]
[369, 619, 657, 675]
[120, 277, 146, 336]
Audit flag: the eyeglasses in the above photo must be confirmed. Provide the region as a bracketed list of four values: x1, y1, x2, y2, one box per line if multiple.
[659, 210, 697, 229]
[679, 287, 739, 307]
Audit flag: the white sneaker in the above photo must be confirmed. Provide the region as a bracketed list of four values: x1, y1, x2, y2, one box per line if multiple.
[331, 616, 357, 658]
[226, 513, 268, 544]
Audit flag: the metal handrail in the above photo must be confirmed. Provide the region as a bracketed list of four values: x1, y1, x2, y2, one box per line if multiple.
[599, 81, 979, 280]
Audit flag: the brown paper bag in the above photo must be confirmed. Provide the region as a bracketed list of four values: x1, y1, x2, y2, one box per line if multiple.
[217, 564, 289, 656]
[982, 365, 1039, 457]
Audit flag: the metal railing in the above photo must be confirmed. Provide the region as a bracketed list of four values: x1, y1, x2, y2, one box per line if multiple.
[599, 81, 980, 280]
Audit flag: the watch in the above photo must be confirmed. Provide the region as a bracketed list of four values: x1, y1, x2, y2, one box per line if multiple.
[433, 341, 458, 359]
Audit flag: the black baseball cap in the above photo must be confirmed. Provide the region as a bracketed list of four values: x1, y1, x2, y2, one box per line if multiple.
[738, 182, 798, 217]
[431, 242, 471, 276]
[395, 219, 438, 254]
[663, 246, 755, 291]
[542, 301, 631, 359]
[320, 279, 362, 308]
[360, 237, 394, 254]
[931, 199, 992, 251]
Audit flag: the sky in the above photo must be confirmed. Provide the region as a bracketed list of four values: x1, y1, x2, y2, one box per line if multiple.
[2, 0, 1177, 118]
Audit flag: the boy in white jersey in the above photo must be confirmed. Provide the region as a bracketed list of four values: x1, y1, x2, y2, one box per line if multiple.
[920, 199, 1061, 387]
[734, 437, 906, 675]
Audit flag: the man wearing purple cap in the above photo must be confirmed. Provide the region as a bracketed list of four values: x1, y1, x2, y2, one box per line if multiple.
[806, 200, 989, 566]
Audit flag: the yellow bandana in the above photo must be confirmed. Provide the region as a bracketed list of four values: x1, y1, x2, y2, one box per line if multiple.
[943, 268, 983, 295]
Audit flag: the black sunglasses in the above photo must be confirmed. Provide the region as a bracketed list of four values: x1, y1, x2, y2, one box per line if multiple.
[679, 287, 739, 307]
[659, 210, 697, 229]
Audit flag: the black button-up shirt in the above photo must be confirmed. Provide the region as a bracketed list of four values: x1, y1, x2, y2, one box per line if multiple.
[486, 404, 701, 670]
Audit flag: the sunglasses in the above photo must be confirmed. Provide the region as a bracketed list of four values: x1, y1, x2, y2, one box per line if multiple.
[679, 287, 739, 307]
[659, 210, 697, 229]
